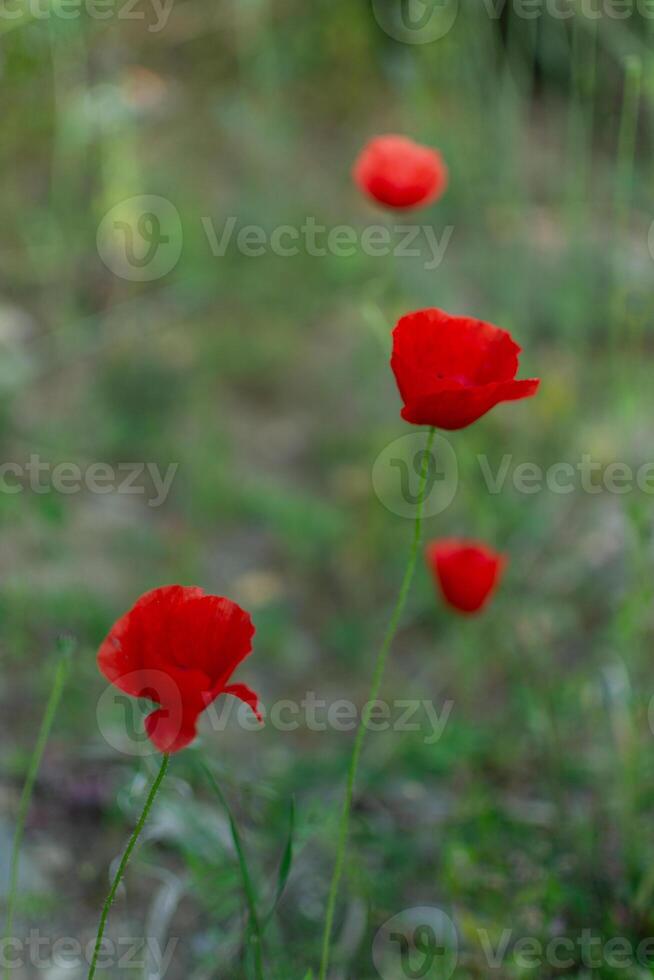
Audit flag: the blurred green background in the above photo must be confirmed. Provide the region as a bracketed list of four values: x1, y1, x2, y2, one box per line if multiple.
[2, 1, 654, 977]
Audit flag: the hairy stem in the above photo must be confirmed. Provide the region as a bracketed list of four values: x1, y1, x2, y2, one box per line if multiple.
[87, 753, 170, 980]
[318, 427, 436, 980]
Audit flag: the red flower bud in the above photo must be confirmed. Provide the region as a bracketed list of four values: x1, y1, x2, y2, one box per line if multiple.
[426, 539, 506, 615]
[354, 135, 448, 210]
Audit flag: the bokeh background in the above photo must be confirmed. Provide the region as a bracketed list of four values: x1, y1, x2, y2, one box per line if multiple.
[2, 2, 654, 977]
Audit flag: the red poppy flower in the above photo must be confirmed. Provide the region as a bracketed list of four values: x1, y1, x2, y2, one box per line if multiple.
[391, 308, 540, 430]
[353, 135, 448, 210]
[426, 539, 506, 615]
[98, 586, 261, 754]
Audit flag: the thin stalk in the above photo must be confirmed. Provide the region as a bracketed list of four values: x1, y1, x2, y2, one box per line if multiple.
[202, 763, 265, 980]
[566, 15, 586, 212]
[565, 14, 599, 361]
[610, 56, 642, 363]
[583, 15, 599, 141]
[2, 637, 74, 980]
[318, 427, 436, 980]
[87, 753, 170, 980]
[615, 55, 642, 227]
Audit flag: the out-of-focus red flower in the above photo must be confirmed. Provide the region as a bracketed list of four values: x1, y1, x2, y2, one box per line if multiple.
[426, 539, 506, 615]
[98, 586, 260, 754]
[353, 135, 448, 210]
[391, 308, 540, 430]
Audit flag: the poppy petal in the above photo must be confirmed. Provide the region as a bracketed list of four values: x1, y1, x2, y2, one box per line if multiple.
[224, 683, 263, 723]
[98, 585, 258, 754]
[391, 308, 539, 430]
[145, 707, 200, 754]
[401, 377, 540, 429]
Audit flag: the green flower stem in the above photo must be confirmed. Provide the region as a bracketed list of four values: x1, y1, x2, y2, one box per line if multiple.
[615, 55, 642, 225]
[3, 637, 74, 980]
[611, 55, 642, 364]
[318, 427, 436, 980]
[87, 753, 170, 980]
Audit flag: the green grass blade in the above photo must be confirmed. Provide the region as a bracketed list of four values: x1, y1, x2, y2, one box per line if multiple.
[262, 795, 295, 929]
[2, 635, 75, 980]
[202, 762, 266, 980]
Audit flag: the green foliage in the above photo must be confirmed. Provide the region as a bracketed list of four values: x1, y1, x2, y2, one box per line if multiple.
[1, 4, 654, 979]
